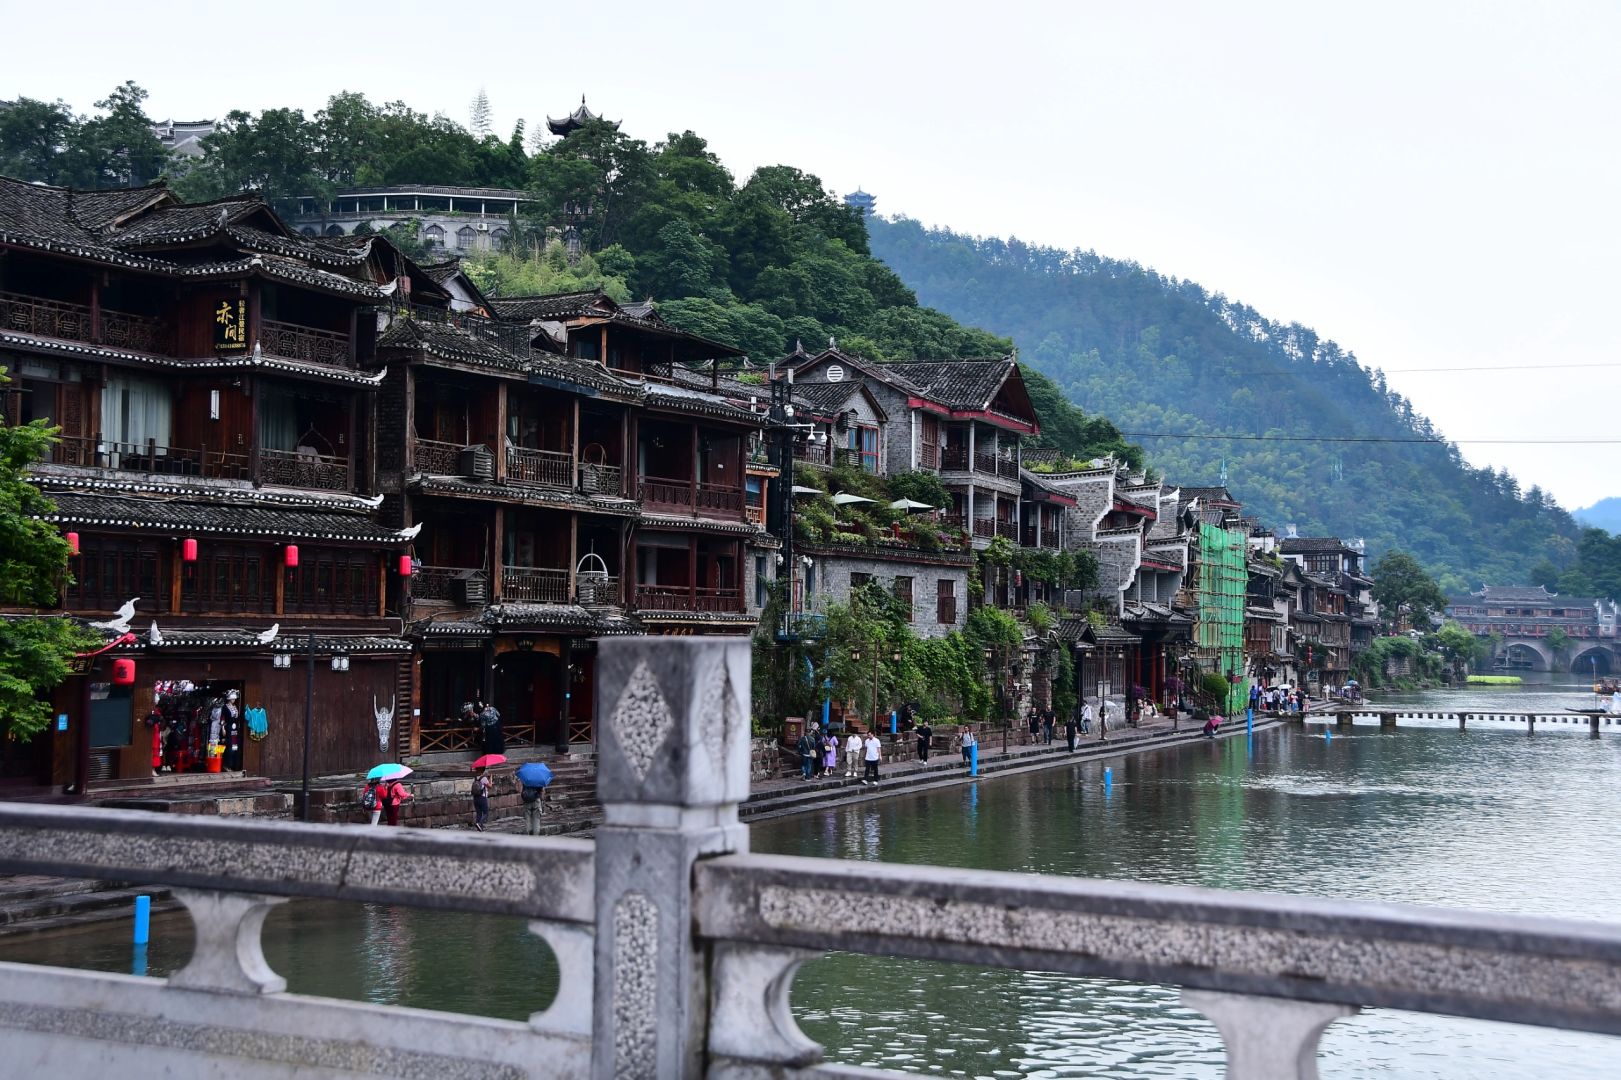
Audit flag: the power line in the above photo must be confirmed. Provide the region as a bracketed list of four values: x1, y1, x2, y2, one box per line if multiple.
[1207, 361, 1621, 377]
[1117, 432, 1621, 445]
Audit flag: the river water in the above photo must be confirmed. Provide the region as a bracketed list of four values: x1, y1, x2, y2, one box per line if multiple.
[4, 676, 1618, 1077]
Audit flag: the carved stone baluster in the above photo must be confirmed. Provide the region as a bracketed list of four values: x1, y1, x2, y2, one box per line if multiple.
[1182, 989, 1356, 1080]
[528, 919, 594, 1037]
[706, 943, 822, 1069]
[168, 888, 287, 995]
[589, 636, 752, 1080]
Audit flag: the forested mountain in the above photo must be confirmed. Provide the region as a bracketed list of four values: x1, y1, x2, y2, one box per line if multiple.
[869, 218, 1581, 590]
[1575, 498, 1621, 536]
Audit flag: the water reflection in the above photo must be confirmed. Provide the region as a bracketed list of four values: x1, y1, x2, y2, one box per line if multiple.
[753, 722, 1621, 1077]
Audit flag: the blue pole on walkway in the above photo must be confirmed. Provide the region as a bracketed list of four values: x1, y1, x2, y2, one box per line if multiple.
[890, 710, 897, 735]
[133, 894, 150, 945]
[969, 742, 979, 776]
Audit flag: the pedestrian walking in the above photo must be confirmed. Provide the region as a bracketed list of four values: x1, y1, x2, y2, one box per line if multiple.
[844, 730, 862, 777]
[1064, 710, 1077, 752]
[1027, 709, 1041, 743]
[1041, 707, 1055, 744]
[471, 767, 491, 831]
[520, 776, 545, 835]
[1098, 698, 1110, 742]
[362, 778, 382, 825]
[822, 730, 838, 776]
[862, 730, 882, 784]
[381, 776, 410, 826]
[916, 721, 933, 763]
[960, 727, 977, 770]
[1080, 700, 1094, 735]
[796, 729, 816, 780]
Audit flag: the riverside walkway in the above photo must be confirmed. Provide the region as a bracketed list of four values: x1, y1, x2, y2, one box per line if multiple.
[2, 638, 1618, 1079]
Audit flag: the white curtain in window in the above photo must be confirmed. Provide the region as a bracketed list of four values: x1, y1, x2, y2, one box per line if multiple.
[101, 375, 172, 452]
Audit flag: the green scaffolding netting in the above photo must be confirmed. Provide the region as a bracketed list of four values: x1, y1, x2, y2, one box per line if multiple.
[1197, 523, 1249, 715]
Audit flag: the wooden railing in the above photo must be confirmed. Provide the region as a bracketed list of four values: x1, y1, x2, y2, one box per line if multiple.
[940, 446, 968, 471]
[574, 573, 620, 606]
[793, 442, 831, 466]
[996, 519, 1018, 540]
[412, 565, 488, 602]
[0, 290, 169, 353]
[506, 445, 572, 489]
[503, 566, 569, 604]
[633, 585, 744, 613]
[260, 318, 350, 366]
[412, 438, 464, 475]
[972, 518, 996, 539]
[639, 477, 744, 515]
[51, 434, 249, 480]
[997, 454, 1020, 479]
[258, 447, 349, 491]
[577, 461, 622, 496]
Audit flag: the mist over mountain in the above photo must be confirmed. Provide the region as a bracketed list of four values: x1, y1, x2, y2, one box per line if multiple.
[1575, 498, 1621, 536]
[868, 217, 1580, 590]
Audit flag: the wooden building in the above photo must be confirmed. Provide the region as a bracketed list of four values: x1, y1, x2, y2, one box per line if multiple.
[0, 176, 416, 794]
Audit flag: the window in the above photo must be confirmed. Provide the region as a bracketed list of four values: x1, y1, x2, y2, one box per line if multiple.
[848, 425, 879, 473]
[850, 572, 871, 591]
[424, 224, 445, 247]
[100, 374, 173, 455]
[755, 555, 767, 608]
[937, 579, 956, 625]
[893, 576, 913, 621]
[456, 226, 476, 250]
[826, 364, 845, 382]
[490, 228, 509, 250]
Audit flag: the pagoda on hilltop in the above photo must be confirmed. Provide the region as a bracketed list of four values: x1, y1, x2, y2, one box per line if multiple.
[547, 96, 620, 137]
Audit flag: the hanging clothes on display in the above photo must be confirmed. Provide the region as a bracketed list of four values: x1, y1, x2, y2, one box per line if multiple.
[222, 689, 244, 771]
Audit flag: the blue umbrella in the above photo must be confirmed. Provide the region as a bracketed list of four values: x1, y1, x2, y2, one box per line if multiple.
[366, 763, 411, 781]
[516, 761, 553, 788]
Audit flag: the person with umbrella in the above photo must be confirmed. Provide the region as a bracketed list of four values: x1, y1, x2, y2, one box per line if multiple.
[470, 753, 505, 831]
[516, 761, 552, 835]
[364, 764, 410, 825]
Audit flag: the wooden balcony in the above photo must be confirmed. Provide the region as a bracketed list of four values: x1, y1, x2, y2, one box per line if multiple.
[506, 445, 572, 489]
[793, 443, 831, 467]
[259, 447, 349, 491]
[578, 461, 622, 496]
[972, 518, 996, 540]
[639, 477, 744, 516]
[633, 585, 744, 613]
[413, 565, 488, 603]
[996, 519, 1018, 540]
[0, 291, 169, 354]
[413, 438, 464, 475]
[502, 566, 569, 604]
[940, 445, 1015, 479]
[260, 319, 350, 366]
[51, 434, 249, 480]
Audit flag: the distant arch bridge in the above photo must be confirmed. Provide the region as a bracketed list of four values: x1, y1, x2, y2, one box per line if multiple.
[1491, 637, 1617, 675]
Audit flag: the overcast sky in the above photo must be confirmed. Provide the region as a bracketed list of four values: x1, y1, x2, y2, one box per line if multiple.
[5, 0, 1616, 510]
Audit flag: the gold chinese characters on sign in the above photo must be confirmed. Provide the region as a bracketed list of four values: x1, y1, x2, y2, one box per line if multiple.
[214, 298, 248, 351]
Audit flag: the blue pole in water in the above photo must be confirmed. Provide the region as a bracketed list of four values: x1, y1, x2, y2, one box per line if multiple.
[133, 894, 150, 945]
[970, 742, 979, 776]
[890, 710, 897, 735]
[1324, 729, 1332, 742]
[131, 943, 147, 978]
[1104, 766, 1113, 794]
[1247, 707, 1253, 734]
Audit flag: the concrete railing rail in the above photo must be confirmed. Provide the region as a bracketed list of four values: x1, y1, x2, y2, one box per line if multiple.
[3, 636, 1621, 1080]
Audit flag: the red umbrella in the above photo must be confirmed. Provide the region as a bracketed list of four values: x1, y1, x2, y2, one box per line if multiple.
[471, 753, 507, 769]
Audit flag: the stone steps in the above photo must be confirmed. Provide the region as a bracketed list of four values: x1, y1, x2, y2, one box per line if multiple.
[0, 882, 177, 937]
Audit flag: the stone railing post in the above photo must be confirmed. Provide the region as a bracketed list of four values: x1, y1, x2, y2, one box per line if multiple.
[590, 636, 751, 1080]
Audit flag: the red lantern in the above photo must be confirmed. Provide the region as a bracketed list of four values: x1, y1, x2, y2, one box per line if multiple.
[64, 532, 79, 556]
[398, 555, 413, 577]
[284, 545, 299, 568]
[181, 538, 198, 562]
[111, 658, 136, 686]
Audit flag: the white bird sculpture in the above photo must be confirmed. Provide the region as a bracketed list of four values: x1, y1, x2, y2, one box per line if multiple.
[88, 599, 138, 634]
[148, 620, 164, 646]
[399, 522, 422, 540]
[255, 623, 280, 645]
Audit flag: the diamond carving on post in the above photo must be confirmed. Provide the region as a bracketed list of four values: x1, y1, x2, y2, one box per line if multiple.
[697, 657, 738, 773]
[612, 890, 659, 1079]
[611, 660, 673, 783]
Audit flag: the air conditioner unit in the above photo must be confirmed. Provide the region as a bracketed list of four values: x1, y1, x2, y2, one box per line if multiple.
[458, 445, 494, 481]
[453, 575, 488, 606]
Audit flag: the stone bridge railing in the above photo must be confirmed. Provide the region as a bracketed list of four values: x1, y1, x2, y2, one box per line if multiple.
[3, 637, 1621, 1079]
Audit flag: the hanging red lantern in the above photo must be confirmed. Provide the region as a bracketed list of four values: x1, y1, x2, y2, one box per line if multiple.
[182, 538, 198, 562]
[111, 658, 136, 685]
[398, 555, 414, 577]
[64, 532, 79, 556]
[284, 544, 299, 568]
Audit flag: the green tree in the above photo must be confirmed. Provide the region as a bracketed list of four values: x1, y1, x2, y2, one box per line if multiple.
[178, 107, 322, 212]
[0, 397, 99, 740]
[0, 97, 79, 185]
[68, 82, 167, 188]
[1370, 551, 1449, 631]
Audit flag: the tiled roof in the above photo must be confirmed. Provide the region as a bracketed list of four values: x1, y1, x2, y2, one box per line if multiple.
[788, 381, 860, 415]
[411, 475, 641, 516]
[1280, 537, 1355, 554]
[1477, 585, 1558, 602]
[1178, 486, 1239, 508]
[885, 358, 1015, 410]
[41, 492, 406, 543]
[488, 291, 614, 321]
[643, 381, 761, 424]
